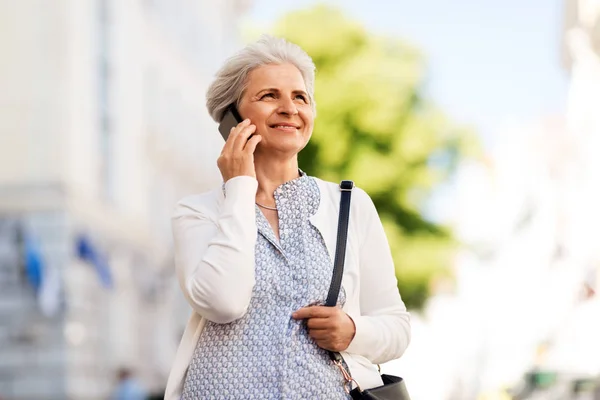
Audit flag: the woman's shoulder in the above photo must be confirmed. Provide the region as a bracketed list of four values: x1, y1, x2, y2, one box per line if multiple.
[172, 187, 222, 219]
[311, 176, 373, 206]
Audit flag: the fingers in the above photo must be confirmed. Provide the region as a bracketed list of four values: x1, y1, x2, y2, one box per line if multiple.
[293, 307, 355, 352]
[217, 118, 261, 181]
[306, 317, 330, 330]
[292, 306, 335, 320]
[221, 119, 245, 154]
[244, 134, 262, 154]
[309, 332, 347, 352]
[221, 119, 252, 154]
[233, 122, 257, 151]
[308, 329, 331, 341]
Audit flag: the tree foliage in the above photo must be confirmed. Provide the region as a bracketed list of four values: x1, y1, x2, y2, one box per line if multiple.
[270, 6, 479, 310]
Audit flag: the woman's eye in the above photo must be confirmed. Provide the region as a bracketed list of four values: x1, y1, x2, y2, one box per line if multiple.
[260, 93, 275, 99]
[295, 95, 307, 102]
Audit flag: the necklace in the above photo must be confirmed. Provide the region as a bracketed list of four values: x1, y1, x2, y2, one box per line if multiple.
[255, 202, 278, 211]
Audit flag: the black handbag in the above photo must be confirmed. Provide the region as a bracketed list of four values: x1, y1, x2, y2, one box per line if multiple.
[326, 180, 411, 400]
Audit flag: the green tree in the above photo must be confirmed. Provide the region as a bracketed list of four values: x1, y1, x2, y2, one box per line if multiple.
[270, 6, 479, 310]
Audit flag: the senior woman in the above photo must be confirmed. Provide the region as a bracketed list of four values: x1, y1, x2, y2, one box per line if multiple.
[166, 35, 411, 399]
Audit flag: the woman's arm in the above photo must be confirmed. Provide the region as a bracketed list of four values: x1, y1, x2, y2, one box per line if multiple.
[172, 176, 258, 324]
[345, 188, 411, 364]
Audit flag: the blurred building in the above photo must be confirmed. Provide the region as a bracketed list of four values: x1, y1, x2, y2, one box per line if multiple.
[0, 1, 250, 399]
[454, 0, 600, 397]
[562, 0, 600, 272]
[390, 2, 600, 399]
[541, 0, 600, 381]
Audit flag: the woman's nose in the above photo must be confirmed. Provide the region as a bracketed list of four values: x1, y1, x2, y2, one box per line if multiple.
[276, 98, 298, 115]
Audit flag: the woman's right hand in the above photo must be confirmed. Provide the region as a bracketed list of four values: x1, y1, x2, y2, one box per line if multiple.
[217, 119, 262, 182]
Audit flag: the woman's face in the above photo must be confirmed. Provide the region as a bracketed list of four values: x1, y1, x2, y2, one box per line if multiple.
[238, 63, 314, 157]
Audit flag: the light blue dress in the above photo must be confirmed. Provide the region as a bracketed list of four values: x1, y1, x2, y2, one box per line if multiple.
[181, 173, 350, 399]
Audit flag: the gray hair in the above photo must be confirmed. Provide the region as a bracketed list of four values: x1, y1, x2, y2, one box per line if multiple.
[206, 34, 317, 122]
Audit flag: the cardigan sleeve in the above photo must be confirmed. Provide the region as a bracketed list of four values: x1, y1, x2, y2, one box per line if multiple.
[345, 188, 411, 364]
[171, 176, 258, 324]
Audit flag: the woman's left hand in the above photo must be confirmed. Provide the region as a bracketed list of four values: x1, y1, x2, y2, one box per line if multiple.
[292, 306, 356, 352]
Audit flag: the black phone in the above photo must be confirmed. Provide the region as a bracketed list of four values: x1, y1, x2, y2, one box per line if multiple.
[218, 105, 243, 141]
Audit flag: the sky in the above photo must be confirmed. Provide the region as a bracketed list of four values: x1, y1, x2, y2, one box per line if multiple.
[244, 0, 570, 147]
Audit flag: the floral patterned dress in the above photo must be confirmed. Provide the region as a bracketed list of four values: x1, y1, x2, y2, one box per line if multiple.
[181, 173, 350, 399]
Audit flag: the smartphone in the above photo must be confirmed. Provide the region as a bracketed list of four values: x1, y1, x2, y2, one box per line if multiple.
[218, 104, 243, 141]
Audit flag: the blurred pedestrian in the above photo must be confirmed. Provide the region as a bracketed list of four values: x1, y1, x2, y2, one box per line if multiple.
[112, 368, 147, 400]
[166, 35, 411, 399]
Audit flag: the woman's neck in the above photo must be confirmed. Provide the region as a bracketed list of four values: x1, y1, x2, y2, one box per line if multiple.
[254, 156, 300, 204]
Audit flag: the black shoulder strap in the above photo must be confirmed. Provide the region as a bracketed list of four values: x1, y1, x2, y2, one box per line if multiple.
[325, 180, 354, 307]
[326, 180, 354, 363]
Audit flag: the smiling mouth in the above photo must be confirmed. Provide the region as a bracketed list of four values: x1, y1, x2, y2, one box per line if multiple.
[270, 124, 299, 130]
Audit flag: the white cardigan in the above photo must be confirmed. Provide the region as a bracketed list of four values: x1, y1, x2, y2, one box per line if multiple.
[165, 176, 411, 399]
